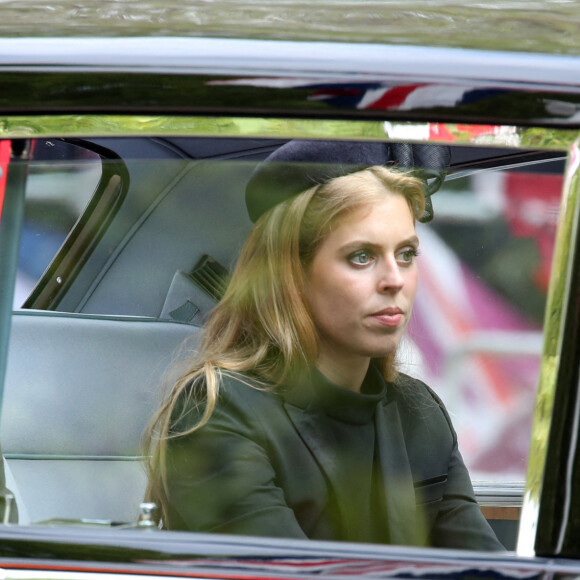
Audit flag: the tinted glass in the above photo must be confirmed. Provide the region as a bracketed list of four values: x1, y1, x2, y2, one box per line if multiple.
[4, 135, 567, 553]
[15, 140, 101, 307]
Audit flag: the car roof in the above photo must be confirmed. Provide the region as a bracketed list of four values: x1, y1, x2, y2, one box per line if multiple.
[0, 3, 578, 126]
[1, 37, 578, 87]
[0, 1, 578, 56]
[0, 36, 579, 127]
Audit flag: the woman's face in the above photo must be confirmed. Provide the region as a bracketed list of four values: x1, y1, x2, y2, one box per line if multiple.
[305, 193, 419, 377]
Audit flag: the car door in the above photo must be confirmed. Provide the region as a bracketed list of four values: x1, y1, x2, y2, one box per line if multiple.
[1, 30, 580, 580]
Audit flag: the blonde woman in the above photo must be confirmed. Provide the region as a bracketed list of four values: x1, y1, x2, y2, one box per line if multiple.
[145, 141, 503, 551]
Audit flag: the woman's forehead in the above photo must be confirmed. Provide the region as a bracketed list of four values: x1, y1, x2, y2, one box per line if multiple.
[326, 194, 417, 243]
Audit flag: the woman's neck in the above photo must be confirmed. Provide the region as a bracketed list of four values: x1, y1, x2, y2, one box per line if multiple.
[315, 352, 370, 393]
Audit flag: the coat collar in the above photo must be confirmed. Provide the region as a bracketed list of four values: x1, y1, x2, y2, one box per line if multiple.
[281, 366, 385, 424]
[280, 368, 423, 546]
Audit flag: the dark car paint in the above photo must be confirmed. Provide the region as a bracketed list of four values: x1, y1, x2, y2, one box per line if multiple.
[0, 525, 569, 580]
[0, 9, 579, 578]
[534, 192, 580, 557]
[0, 38, 579, 127]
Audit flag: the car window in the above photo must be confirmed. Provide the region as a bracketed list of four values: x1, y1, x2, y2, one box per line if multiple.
[15, 139, 101, 307]
[0, 126, 571, 553]
[411, 159, 562, 477]
[407, 159, 562, 539]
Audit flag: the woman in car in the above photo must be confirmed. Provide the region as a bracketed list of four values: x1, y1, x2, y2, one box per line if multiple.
[145, 140, 503, 551]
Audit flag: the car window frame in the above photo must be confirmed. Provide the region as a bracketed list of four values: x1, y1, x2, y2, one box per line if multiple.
[0, 116, 578, 559]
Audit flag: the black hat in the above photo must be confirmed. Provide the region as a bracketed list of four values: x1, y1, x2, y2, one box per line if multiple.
[245, 140, 451, 223]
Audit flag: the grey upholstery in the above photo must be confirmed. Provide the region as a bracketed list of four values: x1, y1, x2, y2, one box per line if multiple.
[2, 310, 200, 525]
[160, 270, 217, 324]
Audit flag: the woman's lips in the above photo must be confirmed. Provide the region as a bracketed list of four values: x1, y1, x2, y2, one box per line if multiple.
[370, 308, 404, 327]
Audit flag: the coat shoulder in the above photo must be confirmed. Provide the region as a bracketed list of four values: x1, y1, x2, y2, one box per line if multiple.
[213, 371, 287, 427]
[218, 371, 280, 406]
[390, 372, 457, 443]
[391, 371, 443, 405]
[170, 371, 281, 436]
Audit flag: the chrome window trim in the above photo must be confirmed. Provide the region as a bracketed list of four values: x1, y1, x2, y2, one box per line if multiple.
[0, 116, 576, 151]
[473, 482, 525, 508]
[0, 38, 578, 89]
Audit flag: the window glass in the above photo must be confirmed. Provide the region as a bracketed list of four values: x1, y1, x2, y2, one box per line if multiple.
[5, 133, 567, 552]
[15, 139, 101, 307]
[402, 159, 562, 483]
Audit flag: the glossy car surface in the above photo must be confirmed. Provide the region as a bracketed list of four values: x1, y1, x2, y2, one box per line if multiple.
[1, 2, 580, 579]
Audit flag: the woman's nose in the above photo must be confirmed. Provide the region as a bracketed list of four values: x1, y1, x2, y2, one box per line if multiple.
[378, 259, 404, 292]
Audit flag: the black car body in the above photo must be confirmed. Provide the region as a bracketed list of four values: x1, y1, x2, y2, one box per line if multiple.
[0, 2, 580, 579]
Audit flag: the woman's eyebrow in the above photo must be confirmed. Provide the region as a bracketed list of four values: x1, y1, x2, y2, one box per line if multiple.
[339, 240, 381, 253]
[340, 235, 420, 252]
[402, 235, 420, 247]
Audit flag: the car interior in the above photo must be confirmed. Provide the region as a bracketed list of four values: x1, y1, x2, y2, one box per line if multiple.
[0, 135, 568, 548]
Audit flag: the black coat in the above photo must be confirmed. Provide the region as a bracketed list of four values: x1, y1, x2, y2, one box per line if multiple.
[165, 367, 503, 551]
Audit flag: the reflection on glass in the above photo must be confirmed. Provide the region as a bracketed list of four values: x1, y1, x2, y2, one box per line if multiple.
[7, 135, 570, 555]
[15, 140, 101, 307]
[517, 138, 580, 555]
[401, 161, 562, 483]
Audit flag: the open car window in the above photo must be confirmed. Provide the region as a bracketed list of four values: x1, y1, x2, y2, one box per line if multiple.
[0, 123, 573, 554]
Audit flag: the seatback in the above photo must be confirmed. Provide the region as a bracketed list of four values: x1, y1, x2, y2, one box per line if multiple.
[1, 310, 199, 525]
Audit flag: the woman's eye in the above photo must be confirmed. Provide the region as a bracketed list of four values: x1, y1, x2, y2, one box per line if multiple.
[348, 250, 373, 266]
[398, 248, 420, 264]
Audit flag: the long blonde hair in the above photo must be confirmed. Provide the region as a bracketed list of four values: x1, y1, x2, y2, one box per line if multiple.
[144, 165, 425, 519]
